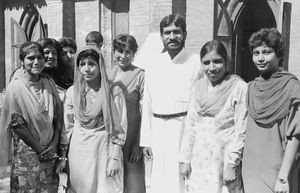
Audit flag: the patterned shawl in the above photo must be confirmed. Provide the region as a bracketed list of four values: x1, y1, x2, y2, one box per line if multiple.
[247, 71, 300, 125]
[194, 74, 242, 117]
[73, 46, 122, 135]
[0, 75, 60, 166]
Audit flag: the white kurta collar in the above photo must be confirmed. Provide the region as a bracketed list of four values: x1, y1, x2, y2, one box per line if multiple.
[162, 48, 187, 64]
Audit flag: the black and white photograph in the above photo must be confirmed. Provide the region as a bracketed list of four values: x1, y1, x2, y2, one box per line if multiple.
[0, 0, 300, 193]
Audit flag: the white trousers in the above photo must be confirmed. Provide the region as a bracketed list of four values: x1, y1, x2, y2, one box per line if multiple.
[149, 116, 186, 193]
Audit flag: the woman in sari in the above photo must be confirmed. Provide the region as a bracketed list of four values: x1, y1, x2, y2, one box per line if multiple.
[110, 34, 146, 193]
[0, 41, 62, 192]
[56, 45, 127, 193]
[242, 28, 300, 193]
[179, 40, 247, 193]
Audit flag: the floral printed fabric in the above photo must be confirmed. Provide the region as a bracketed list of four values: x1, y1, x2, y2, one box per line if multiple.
[10, 132, 58, 193]
[179, 79, 247, 193]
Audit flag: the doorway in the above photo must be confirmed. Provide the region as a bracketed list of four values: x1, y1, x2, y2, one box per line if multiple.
[232, 0, 277, 82]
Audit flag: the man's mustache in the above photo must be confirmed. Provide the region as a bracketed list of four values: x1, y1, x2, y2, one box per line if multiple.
[168, 40, 179, 44]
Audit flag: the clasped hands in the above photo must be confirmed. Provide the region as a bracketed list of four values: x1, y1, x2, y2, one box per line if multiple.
[38, 141, 58, 162]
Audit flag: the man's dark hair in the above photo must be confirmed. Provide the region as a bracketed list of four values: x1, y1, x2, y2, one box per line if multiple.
[159, 14, 186, 35]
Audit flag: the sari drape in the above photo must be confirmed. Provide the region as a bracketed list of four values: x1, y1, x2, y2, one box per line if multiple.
[73, 46, 125, 143]
[194, 74, 242, 116]
[68, 45, 126, 192]
[0, 75, 60, 166]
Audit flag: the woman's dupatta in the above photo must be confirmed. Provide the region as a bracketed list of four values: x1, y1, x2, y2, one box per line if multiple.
[0, 76, 60, 166]
[194, 74, 241, 117]
[247, 71, 300, 126]
[73, 46, 122, 136]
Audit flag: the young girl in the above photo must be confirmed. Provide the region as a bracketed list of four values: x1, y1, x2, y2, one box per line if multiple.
[242, 28, 300, 193]
[56, 45, 127, 193]
[111, 34, 146, 193]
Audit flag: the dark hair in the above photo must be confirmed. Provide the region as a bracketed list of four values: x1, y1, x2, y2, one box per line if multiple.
[248, 28, 284, 64]
[77, 49, 100, 66]
[85, 31, 103, 45]
[58, 37, 77, 52]
[200, 40, 230, 70]
[37, 38, 62, 55]
[113, 34, 138, 54]
[160, 14, 186, 35]
[19, 41, 44, 61]
[37, 38, 63, 79]
[200, 40, 229, 61]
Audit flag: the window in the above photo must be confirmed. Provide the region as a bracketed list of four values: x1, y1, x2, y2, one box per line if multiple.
[213, 0, 234, 57]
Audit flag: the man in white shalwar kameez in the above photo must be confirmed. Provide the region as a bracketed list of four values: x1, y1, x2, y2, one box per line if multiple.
[140, 14, 202, 193]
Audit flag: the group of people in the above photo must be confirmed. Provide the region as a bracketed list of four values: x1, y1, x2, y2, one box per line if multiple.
[0, 13, 299, 193]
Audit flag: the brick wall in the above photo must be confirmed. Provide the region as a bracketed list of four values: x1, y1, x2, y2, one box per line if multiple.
[40, 1, 63, 39]
[286, 0, 300, 79]
[75, 1, 100, 48]
[101, 2, 113, 67]
[149, 0, 172, 32]
[129, 0, 150, 51]
[186, 0, 214, 54]
[0, 0, 5, 92]
[3, 0, 300, 84]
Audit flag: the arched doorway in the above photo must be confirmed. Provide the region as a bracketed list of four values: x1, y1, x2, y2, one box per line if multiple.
[232, 0, 277, 82]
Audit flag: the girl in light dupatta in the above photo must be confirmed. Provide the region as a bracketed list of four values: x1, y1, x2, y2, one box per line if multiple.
[242, 28, 300, 193]
[0, 41, 62, 192]
[110, 34, 146, 193]
[179, 40, 247, 193]
[56, 45, 127, 193]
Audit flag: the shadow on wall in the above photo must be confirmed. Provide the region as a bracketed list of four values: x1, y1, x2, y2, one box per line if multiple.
[5, 0, 47, 10]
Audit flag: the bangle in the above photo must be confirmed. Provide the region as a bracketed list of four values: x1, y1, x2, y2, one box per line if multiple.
[59, 144, 69, 151]
[59, 157, 68, 161]
[278, 178, 288, 184]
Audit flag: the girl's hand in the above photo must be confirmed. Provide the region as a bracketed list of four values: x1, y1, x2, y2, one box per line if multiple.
[107, 158, 120, 177]
[129, 145, 143, 163]
[56, 159, 67, 174]
[275, 178, 289, 193]
[223, 163, 237, 186]
[39, 141, 58, 160]
[180, 162, 192, 180]
[143, 147, 153, 160]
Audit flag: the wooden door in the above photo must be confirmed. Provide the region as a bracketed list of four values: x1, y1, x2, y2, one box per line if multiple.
[232, 0, 277, 82]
